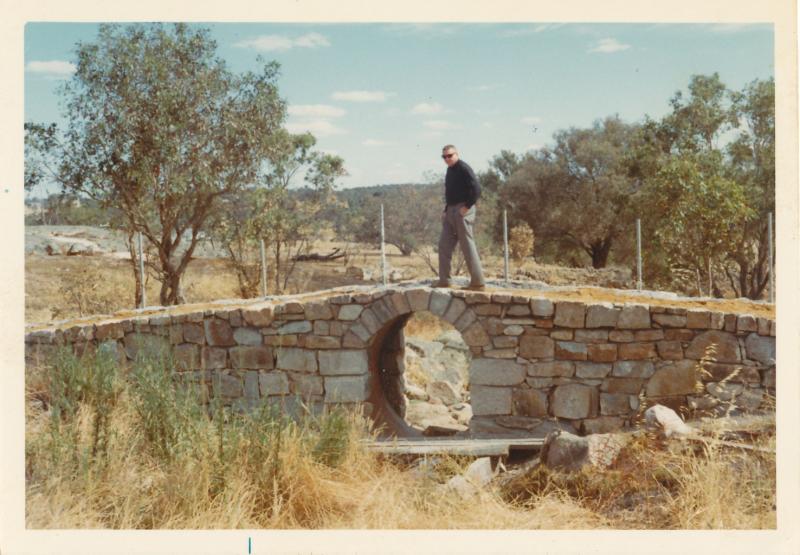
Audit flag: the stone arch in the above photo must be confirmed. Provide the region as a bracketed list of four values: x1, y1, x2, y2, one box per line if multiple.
[346, 288, 488, 437]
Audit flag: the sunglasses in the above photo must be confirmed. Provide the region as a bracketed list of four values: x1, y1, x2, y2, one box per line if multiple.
[441, 153, 456, 160]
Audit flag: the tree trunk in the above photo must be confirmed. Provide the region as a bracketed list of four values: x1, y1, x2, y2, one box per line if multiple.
[589, 238, 612, 269]
[127, 232, 144, 308]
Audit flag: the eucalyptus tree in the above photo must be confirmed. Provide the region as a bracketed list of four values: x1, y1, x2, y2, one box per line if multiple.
[25, 23, 287, 305]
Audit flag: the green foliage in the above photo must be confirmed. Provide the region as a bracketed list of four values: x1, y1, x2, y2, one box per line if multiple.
[26, 23, 289, 305]
[509, 222, 535, 262]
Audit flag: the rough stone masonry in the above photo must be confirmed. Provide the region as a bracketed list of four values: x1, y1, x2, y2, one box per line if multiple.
[25, 283, 776, 436]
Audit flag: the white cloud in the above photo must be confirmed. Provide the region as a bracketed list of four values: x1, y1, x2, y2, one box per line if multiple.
[362, 139, 392, 147]
[525, 143, 543, 152]
[521, 116, 542, 125]
[704, 23, 758, 34]
[332, 90, 393, 102]
[25, 60, 76, 77]
[382, 23, 456, 36]
[234, 32, 330, 52]
[588, 38, 631, 54]
[285, 119, 345, 137]
[411, 102, 444, 115]
[424, 120, 458, 131]
[288, 104, 346, 118]
[470, 84, 502, 92]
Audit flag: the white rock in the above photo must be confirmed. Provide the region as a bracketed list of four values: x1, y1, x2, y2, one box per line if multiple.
[644, 404, 693, 438]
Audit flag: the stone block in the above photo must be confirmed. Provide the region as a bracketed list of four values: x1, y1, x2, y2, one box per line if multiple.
[737, 315, 758, 333]
[278, 320, 313, 335]
[290, 372, 324, 397]
[169, 325, 184, 345]
[241, 306, 273, 328]
[634, 329, 664, 341]
[244, 371, 261, 399]
[276, 347, 317, 373]
[492, 293, 513, 304]
[371, 298, 397, 323]
[617, 304, 651, 329]
[483, 348, 517, 359]
[555, 341, 588, 361]
[319, 349, 369, 376]
[443, 298, 468, 325]
[762, 367, 775, 389]
[612, 360, 655, 378]
[646, 360, 698, 397]
[205, 319, 235, 347]
[575, 362, 612, 379]
[123, 333, 170, 361]
[324, 375, 371, 403]
[503, 325, 524, 336]
[202, 347, 227, 369]
[656, 341, 684, 360]
[493, 335, 519, 349]
[744, 333, 775, 365]
[474, 303, 502, 316]
[453, 308, 477, 331]
[462, 322, 491, 347]
[388, 292, 412, 315]
[530, 298, 554, 317]
[406, 289, 432, 312]
[471, 386, 513, 416]
[704, 363, 760, 384]
[264, 335, 298, 347]
[686, 310, 712, 329]
[313, 321, 330, 336]
[429, 291, 452, 317]
[609, 330, 635, 342]
[550, 330, 573, 340]
[506, 304, 531, 317]
[212, 373, 242, 398]
[587, 344, 617, 362]
[174, 344, 201, 370]
[600, 393, 634, 416]
[601, 378, 644, 394]
[512, 388, 548, 417]
[519, 335, 554, 359]
[618, 342, 657, 360]
[709, 312, 725, 330]
[470, 358, 526, 385]
[528, 360, 574, 378]
[233, 327, 263, 346]
[95, 322, 124, 341]
[259, 371, 290, 396]
[652, 313, 686, 328]
[337, 304, 363, 321]
[664, 329, 695, 342]
[182, 323, 205, 344]
[305, 335, 341, 349]
[585, 303, 619, 328]
[685, 330, 741, 363]
[463, 291, 491, 304]
[554, 302, 586, 328]
[574, 329, 609, 343]
[359, 309, 381, 334]
[229, 346, 273, 370]
[304, 302, 333, 321]
[550, 384, 597, 419]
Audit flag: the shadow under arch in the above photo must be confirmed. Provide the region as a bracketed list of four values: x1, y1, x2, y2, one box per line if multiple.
[356, 291, 484, 438]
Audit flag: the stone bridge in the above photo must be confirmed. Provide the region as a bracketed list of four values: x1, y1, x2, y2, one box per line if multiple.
[25, 282, 776, 437]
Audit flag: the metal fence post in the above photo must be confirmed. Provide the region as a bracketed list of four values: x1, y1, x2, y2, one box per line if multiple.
[768, 212, 774, 303]
[380, 204, 387, 286]
[260, 238, 267, 297]
[503, 209, 509, 284]
[138, 231, 146, 308]
[636, 219, 642, 290]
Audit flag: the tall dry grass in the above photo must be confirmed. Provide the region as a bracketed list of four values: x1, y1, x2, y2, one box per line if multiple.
[25, 347, 775, 530]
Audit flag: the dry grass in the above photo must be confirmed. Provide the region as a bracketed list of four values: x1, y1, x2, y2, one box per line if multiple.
[25, 349, 775, 530]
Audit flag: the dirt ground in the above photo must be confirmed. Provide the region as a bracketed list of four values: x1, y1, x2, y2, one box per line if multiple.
[24, 228, 774, 326]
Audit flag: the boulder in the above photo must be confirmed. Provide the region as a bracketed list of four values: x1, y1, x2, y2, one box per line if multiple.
[540, 430, 627, 472]
[644, 404, 693, 438]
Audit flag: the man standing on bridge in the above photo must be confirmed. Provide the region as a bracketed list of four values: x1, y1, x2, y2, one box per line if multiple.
[434, 144, 486, 291]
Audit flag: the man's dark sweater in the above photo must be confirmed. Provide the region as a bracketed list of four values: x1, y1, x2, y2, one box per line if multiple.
[445, 159, 481, 209]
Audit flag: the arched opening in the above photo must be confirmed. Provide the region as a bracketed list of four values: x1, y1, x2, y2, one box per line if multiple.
[402, 310, 472, 434]
[367, 307, 473, 438]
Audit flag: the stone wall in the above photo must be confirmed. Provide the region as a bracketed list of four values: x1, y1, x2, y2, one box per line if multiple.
[25, 285, 776, 436]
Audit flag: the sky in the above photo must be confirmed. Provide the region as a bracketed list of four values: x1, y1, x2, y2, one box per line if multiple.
[24, 22, 774, 193]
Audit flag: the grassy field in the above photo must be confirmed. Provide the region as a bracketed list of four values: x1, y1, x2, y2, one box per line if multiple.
[25, 348, 775, 530]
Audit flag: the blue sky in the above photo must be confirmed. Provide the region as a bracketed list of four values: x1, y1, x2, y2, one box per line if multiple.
[24, 22, 774, 192]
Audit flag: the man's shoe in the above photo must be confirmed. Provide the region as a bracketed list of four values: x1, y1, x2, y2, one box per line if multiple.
[461, 283, 486, 291]
[431, 280, 451, 288]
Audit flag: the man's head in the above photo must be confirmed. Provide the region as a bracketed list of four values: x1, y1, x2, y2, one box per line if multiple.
[441, 145, 459, 167]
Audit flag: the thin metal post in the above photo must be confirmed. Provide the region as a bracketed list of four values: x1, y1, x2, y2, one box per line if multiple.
[380, 204, 387, 286]
[503, 210, 509, 284]
[636, 219, 642, 290]
[707, 257, 712, 298]
[138, 231, 146, 308]
[768, 212, 774, 303]
[260, 238, 267, 297]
